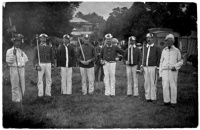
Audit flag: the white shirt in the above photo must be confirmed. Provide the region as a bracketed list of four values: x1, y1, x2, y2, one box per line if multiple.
[159, 45, 183, 71]
[128, 44, 136, 64]
[6, 46, 28, 67]
[64, 44, 69, 67]
[146, 43, 154, 66]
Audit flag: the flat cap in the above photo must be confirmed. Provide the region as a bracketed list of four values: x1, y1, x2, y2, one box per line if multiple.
[39, 33, 48, 38]
[146, 33, 154, 38]
[165, 34, 174, 40]
[112, 38, 119, 43]
[129, 36, 136, 41]
[105, 34, 113, 39]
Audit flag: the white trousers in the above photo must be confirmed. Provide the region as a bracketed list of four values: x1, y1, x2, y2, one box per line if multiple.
[80, 67, 94, 95]
[10, 67, 25, 102]
[162, 70, 178, 104]
[61, 67, 72, 94]
[103, 62, 116, 96]
[144, 66, 157, 100]
[126, 65, 139, 96]
[37, 63, 52, 97]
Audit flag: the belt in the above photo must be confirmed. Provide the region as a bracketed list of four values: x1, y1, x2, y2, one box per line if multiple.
[105, 61, 116, 63]
[10, 66, 25, 68]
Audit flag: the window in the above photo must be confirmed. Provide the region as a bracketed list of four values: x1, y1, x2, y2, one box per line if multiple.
[83, 27, 86, 31]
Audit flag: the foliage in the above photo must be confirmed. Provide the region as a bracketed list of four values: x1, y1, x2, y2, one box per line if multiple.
[3, 2, 80, 42]
[104, 2, 197, 42]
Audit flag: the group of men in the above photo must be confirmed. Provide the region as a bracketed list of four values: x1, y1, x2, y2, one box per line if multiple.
[6, 32, 183, 107]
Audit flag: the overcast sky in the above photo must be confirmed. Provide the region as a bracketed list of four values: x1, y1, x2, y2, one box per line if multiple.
[74, 2, 133, 20]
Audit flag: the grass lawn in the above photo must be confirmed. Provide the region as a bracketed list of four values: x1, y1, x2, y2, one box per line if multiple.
[2, 46, 198, 128]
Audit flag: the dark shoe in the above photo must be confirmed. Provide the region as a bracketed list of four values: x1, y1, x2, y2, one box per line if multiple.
[146, 99, 152, 102]
[164, 102, 171, 106]
[171, 103, 176, 107]
[127, 95, 132, 97]
[110, 95, 115, 97]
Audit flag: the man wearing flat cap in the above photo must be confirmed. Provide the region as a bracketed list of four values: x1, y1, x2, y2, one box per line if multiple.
[100, 34, 124, 96]
[123, 36, 142, 97]
[33, 33, 55, 97]
[6, 34, 29, 102]
[77, 34, 97, 95]
[141, 33, 161, 102]
[159, 34, 183, 107]
[57, 34, 75, 95]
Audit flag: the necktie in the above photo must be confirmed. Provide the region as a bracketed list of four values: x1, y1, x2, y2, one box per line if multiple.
[146, 46, 151, 66]
[131, 46, 133, 64]
[65, 45, 68, 67]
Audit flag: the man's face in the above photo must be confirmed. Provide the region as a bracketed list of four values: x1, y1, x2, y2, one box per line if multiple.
[106, 39, 112, 46]
[14, 40, 21, 48]
[146, 37, 153, 44]
[130, 40, 135, 45]
[40, 37, 46, 43]
[63, 38, 70, 46]
[166, 39, 174, 47]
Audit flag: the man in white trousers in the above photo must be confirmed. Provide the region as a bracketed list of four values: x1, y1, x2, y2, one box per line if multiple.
[100, 34, 124, 96]
[6, 34, 29, 102]
[141, 33, 161, 102]
[57, 34, 75, 95]
[159, 34, 183, 107]
[77, 34, 96, 95]
[33, 33, 55, 97]
[123, 36, 141, 97]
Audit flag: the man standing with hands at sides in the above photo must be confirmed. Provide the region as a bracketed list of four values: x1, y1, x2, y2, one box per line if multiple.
[33, 33, 55, 97]
[123, 36, 141, 97]
[141, 33, 161, 102]
[6, 34, 29, 102]
[77, 34, 96, 95]
[159, 34, 183, 107]
[100, 34, 124, 97]
[57, 34, 75, 95]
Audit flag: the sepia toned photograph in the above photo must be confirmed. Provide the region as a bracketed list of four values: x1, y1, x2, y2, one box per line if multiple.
[2, 1, 198, 128]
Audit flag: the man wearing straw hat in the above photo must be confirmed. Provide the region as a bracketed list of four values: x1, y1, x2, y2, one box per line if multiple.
[123, 36, 141, 97]
[159, 34, 183, 107]
[141, 33, 161, 102]
[57, 34, 75, 95]
[100, 34, 124, 97]
[77, 34, 97, 95]
[6, 34, 29, 102]
[33, 33, 55, 97]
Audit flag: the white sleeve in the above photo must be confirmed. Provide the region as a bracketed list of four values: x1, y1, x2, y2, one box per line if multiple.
[6, 49, 15, 64]
[174, 50, 183, 70]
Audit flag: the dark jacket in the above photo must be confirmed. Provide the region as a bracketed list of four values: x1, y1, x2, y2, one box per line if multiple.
[77, 43, 97, 68]
[100, 44, 124, 62]
[95, 45, 103, 64]
[57, 44, 75, 67]
[123, 46, 142, 70]
[142, 44, 161, 67]
[33, 44, 55, 66]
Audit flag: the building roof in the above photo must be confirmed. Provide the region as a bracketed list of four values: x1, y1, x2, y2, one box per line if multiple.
[70, 17, 92, 24]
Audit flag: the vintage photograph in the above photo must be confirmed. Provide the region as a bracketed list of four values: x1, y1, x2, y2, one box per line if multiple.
[2, 1, 198, 128]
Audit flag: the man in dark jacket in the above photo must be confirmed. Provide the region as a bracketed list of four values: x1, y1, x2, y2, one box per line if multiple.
[123, 36, 141, 97]
[100, 34, 124, 96]
[77, 34, 97, 95]
[141, 33, 161, 102]
[57, 34, 75, 95]
[95, 41, 104, 81]
[33, 33, 55, 97]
